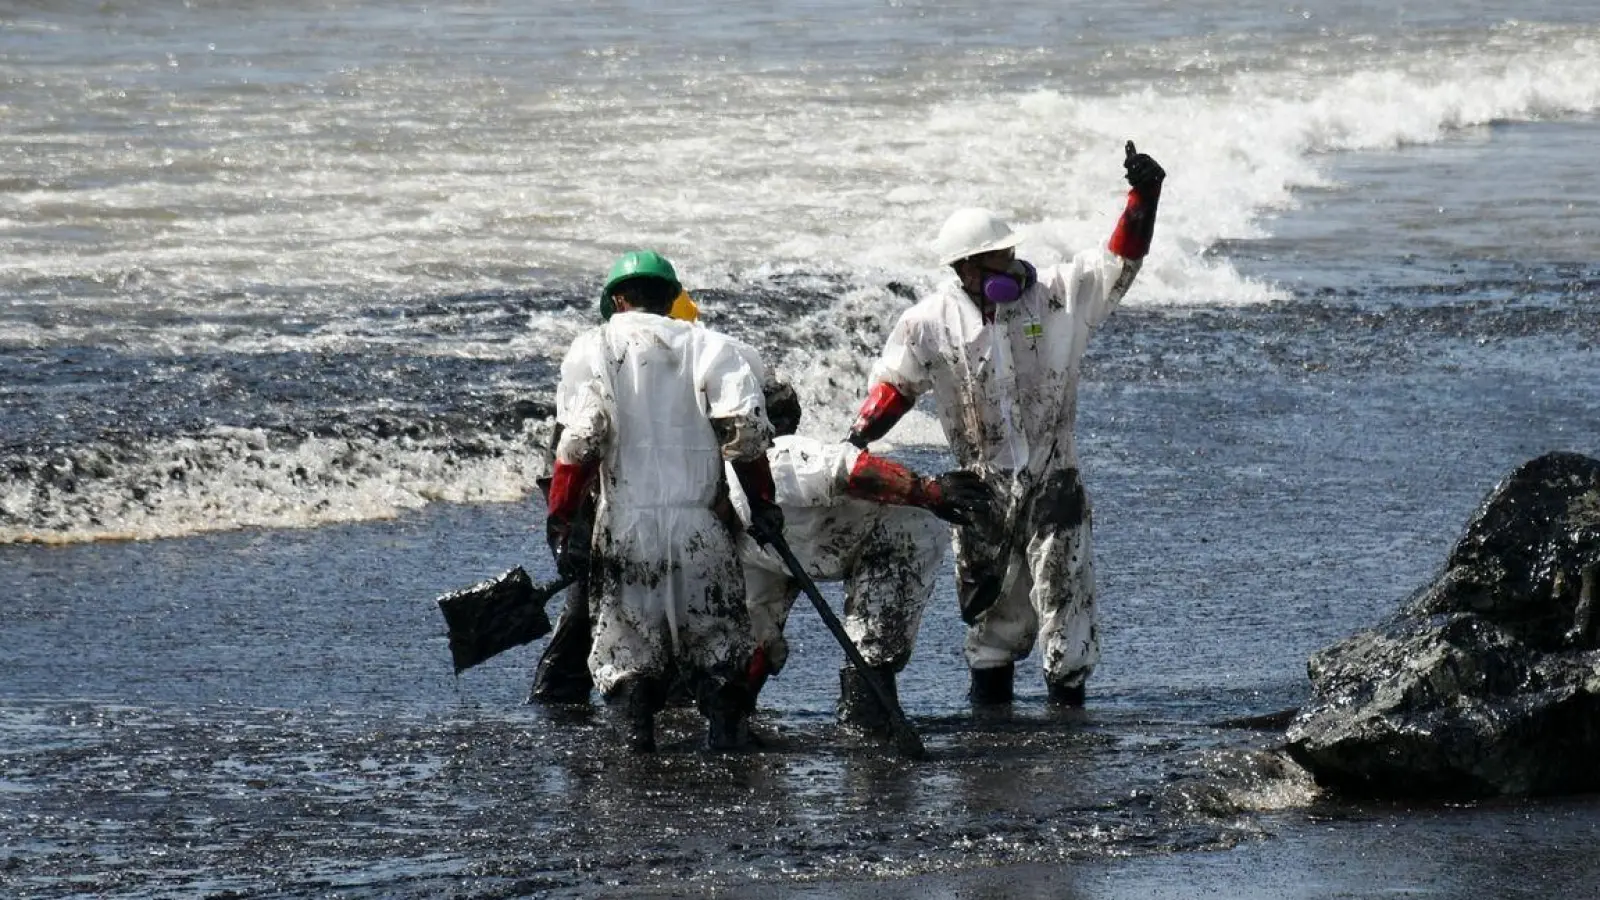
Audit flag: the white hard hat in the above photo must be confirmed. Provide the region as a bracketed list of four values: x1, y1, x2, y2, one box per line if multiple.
[932, 207, 1023, 266]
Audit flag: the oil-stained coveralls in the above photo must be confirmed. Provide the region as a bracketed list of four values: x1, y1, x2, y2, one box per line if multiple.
[550, 308, 773, 747]
[728, 435, 952, 728]
[848, 142, 1166, 706]
[533, 329, 772, 708]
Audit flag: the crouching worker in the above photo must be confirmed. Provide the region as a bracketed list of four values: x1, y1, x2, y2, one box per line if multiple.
[547, 250, 781, 753]
[734, 382, 997, 732]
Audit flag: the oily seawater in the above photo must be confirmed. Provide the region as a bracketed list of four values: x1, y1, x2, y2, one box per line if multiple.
[4, 1, 1600, 898]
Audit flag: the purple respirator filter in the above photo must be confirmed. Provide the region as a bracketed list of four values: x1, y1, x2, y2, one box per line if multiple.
[981, 261, 1035, 304]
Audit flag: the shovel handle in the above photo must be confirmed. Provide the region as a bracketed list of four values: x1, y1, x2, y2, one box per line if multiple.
[765, 532, 927, 760]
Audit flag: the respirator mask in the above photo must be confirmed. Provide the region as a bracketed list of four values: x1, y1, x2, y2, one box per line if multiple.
[978, 259, 1037, 304]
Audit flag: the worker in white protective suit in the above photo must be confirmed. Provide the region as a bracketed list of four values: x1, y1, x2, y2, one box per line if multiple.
[727, 380, 997, 733]
[530, 278, 705, 706]
[845, 141, 1167, 707]
[547, 249, 782, 753]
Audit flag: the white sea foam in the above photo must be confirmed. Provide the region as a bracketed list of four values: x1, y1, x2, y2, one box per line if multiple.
[0, 424, 553, 545]
[2, 24, 1597, 348]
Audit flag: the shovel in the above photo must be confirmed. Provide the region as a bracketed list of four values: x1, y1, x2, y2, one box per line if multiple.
[763, 531, 927, 761]
[435, 566, 572, 674]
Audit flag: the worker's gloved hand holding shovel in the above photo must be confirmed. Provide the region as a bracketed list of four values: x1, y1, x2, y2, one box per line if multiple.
[732, 453, 785, 547]
[546, 515, 591, 580]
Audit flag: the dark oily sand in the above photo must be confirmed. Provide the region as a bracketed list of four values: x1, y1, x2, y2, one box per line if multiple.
[0, 696, 1302, 899]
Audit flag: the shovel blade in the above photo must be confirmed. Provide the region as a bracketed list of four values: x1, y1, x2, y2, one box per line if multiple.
[436, 566, 553, 674]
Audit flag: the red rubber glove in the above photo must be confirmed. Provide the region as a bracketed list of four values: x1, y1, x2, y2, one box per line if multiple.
[546, 459, 597, 578]
[845, 454, 997, 528]
[846, 382, 914, 449]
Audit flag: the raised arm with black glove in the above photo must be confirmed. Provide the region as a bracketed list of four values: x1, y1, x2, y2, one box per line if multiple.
[844, 453, 998, 529]
[1108, 140, 1165, 261]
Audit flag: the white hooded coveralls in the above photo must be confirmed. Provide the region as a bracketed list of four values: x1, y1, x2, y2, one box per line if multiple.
[867, 247, 1136, 685]
[554, 311, 771, 696]
[727, 436, 948, 674]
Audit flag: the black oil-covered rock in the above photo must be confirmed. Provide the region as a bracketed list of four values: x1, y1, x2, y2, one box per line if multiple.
[1286, 451, 1600, 798]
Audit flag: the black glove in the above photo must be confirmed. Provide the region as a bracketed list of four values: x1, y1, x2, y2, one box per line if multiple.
[546, 516, 590, 581]
[925, 470, 1000, 530]
[1124, 140, 1165, 192]
[958, 547, 1005, 626]
[746, 497, 785, 548]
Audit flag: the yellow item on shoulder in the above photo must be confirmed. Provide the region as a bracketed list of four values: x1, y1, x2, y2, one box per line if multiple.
[669, 290, 700, 322]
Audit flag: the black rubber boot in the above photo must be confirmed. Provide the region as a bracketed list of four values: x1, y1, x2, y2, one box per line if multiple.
[1047, 681, 1086, 707]
[706, 707, 750, 751]
[663, 662, 697, 709]
[747, 669, 770, 713]
[1046, 670, 1088, 708]
[837, 665, 898, 732]
[968, 662, 1015, 705]
[699, 674, 753, 752]
[609, 677, 662, 753]
[528, 585, 593, 705]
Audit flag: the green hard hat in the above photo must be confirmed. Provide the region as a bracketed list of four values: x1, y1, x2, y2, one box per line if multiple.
[599, 250, 681, 320]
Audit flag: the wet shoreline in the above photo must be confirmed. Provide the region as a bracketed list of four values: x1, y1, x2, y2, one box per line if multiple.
[0, 695, 1296, 898]
[8, 243, 1600, 896]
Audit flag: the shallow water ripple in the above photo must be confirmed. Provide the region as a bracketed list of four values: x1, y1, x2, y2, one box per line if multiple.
[0, 700, 1295, 898]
